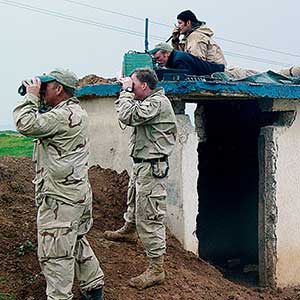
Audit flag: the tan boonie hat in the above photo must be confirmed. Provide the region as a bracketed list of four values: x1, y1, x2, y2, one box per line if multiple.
[39, 68, 78, 89]
[148, 42, 173, 55]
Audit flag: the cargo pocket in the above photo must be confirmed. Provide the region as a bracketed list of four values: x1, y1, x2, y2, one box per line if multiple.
[145, 182, 167, 222]
[38, 222, 77, 260]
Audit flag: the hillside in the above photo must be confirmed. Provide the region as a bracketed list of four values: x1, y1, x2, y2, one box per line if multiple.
[0, 156, 299, 300]
[0, 131, 33, 157]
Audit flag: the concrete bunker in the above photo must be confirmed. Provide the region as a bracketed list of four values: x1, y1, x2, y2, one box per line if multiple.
[189, 98, 297, 286]
[77, 80, 300, 288]
[195, 101, 274, 284]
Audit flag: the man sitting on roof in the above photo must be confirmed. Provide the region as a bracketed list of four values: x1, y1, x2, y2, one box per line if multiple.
[171, 9, 226, 66]
[171, 9, 300, 80]
[170, 10, 258, 79]
[149, 42, 225, 77]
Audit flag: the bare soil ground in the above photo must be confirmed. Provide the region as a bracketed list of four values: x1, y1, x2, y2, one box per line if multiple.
[1, 156, 300, 300]
[77, 74, 117, 86]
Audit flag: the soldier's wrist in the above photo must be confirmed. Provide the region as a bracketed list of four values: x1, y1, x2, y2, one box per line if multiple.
[121, 87, 133, 93]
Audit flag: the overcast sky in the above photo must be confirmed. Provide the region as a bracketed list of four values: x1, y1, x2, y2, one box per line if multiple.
[1, 0, 300, 130]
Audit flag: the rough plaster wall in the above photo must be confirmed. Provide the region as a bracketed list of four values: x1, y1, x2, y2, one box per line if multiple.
[180, 115, 199, 254]
[81, 98, 132, 173]
[275, 105, 300, 287]
[167, 114, 199, 255]
[259, 126, 280, 288]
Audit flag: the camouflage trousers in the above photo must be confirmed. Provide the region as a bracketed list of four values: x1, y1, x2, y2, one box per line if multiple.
[37, 197, 104, 300]
[124, 161, 167, 258]
[225, 66, 259, 79]
[278, 66, 300, 77]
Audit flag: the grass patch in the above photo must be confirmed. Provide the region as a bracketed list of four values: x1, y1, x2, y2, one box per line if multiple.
[0, 293, 16, 300]
[0, 131, 33, 157]
[17, 240, 34, 256]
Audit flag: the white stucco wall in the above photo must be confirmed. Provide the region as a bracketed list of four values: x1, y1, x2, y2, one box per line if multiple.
[81, 97, 199, 255]
[275, 105, 300, 287]
[81, 98, 132, 173]
[167, 115, 199, 255]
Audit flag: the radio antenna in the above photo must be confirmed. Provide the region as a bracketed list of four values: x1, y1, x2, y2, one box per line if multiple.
[144, 18, 149, 52]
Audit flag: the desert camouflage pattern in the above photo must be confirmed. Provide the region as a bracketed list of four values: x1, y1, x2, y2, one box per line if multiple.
[38, 197, 104, 299]
[224, 66, 259, 79]
[172, 24, 227, 65]
[14, 94, 92, 206]
[115, 87, 176, 258]
[124, 162, 168, 257]
[13, 94, 104, 299]
[279, 66, 300, 77]
[115, 87, 177, 160]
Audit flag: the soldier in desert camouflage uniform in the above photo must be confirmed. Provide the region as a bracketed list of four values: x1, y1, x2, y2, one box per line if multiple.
[103, 68, 177, 290]
[13, 68, 104, 300]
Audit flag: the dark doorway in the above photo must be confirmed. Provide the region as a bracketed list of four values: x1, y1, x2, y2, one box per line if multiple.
[196, 100, 278, 285]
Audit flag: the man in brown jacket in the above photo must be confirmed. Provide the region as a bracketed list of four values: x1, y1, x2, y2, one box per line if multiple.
[172, 10, 227, 65]
[171, 10, 260, 79]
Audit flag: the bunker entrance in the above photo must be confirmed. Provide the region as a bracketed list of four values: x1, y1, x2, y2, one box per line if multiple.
[196, 100, 279, 285]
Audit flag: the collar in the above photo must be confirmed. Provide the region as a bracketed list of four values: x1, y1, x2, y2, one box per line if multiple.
[184, 21, 205, 39]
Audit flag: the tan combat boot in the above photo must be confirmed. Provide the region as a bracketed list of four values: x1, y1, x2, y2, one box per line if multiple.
[103, 222, 137, 243]
[128, 256, 165, 290]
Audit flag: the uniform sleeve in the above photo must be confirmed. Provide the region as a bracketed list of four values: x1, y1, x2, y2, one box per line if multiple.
[13, 93, 64, 138]
[186, 33, 209, 60]
[115, 91, 161, 126]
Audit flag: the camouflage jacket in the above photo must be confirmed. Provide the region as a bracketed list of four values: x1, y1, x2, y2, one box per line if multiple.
[13, 94, 92, 206]
[172, 24, 227, 65]
[115, 88, 177, 160]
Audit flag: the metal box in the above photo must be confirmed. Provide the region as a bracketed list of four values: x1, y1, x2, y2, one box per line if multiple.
[122, 51, 154, 76]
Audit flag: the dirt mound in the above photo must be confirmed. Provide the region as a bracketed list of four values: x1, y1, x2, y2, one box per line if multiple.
[1, 156, 300, 300]
[77, 74, 118, 86]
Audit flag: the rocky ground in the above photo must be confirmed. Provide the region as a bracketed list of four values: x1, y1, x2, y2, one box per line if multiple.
[1, 156, 300, 300]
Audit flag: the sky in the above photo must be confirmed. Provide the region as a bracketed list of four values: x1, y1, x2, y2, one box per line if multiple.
[1, 0, 300, 130]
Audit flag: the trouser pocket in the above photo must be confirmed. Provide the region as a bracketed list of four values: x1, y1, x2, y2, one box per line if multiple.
[38, 221, 77, 260]
[143, 181, 167, 222]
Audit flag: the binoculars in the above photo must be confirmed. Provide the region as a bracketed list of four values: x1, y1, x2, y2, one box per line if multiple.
[18, 80, 48, 96]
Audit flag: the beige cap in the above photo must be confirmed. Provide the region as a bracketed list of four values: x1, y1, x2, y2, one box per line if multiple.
[39, 68, 78, 89]
[148, 42, 173, 55]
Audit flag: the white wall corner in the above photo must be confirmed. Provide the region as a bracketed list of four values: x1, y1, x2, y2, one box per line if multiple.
[168, 114, 199, 255]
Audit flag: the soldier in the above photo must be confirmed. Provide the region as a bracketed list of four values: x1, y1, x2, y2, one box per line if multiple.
[172, 9, 227, 65]
[13, 68, 104, 300]
[171, 10, 259, 79]
[103, 68, 177, 290]
[149, 42, 225, 76]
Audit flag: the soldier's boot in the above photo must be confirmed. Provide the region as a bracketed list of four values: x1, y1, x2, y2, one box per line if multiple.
[128, 256, 165, 290]
[82, 287, 103, 300]
[103, 222, 137, 243]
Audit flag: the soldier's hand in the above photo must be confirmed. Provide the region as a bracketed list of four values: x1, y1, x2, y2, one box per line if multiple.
[22, 77, 41, 97]
[119, 77, 133, 90]
[172, 26, 180, 41]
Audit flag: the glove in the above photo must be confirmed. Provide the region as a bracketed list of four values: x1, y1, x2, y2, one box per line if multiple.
[172, 26, 180, 41]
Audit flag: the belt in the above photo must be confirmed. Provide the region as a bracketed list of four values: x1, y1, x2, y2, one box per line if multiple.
[132, 156, 168, 164]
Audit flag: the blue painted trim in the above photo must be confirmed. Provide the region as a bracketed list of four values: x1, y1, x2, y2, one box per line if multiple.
[76, 81, 300, 100]
[76, 84, 121, 97]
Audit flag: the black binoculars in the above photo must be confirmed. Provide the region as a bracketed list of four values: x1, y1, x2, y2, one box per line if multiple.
[18, 80, 48, 96]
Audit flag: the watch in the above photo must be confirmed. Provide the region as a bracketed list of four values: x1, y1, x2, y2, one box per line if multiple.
[124, 87, 133, 92]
